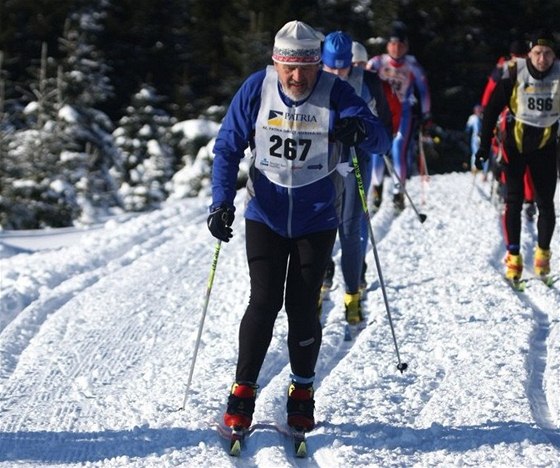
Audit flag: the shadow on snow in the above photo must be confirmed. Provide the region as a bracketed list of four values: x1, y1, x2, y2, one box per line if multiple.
[0, 420, 558, 463]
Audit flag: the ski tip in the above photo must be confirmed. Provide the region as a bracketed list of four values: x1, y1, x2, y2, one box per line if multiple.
[229, 439, 242, 457]
[295, 440, 307, 458]
[538, 275, 556, 287]
[505, 277, 525, 292]
[226, 426, 247, 457]
[290, 427, 308, 458]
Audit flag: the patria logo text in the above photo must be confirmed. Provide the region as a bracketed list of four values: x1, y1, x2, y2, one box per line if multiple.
[283, 112, 317, 122]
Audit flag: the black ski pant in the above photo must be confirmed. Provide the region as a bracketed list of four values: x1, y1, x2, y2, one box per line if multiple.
[502, 140, 557, 253]
[235, 220, 337, 384]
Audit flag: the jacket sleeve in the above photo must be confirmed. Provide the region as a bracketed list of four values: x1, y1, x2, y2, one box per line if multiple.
[364, 70, 393, 141]
[331, 78, 392, 155]
[410, 59, 431, 117]
[479, 75, 513, 153]
[211, 71, 265, 211]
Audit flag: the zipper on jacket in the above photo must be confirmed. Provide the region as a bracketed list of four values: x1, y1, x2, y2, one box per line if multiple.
[286, 102, 299, 238]
[287, 186, 293, 237]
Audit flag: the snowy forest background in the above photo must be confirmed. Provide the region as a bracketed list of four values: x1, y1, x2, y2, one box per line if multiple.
[1, 0, 559, 229]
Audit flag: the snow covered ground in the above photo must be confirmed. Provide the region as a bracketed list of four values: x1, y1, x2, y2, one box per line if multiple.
[1, 172, 560, 467]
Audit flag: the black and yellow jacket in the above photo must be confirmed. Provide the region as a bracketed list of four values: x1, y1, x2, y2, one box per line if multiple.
[479, 57, 560, 155]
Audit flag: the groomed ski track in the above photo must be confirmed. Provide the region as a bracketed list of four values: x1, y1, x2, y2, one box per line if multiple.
[1, 173, 560, 466]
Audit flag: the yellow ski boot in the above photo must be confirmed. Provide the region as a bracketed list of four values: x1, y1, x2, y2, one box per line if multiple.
[534, 247, 551, 282]
[505, 253, 523, 289]
[344, 292, 363, 324]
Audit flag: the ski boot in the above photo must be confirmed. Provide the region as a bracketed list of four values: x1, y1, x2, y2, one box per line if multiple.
[505, 252, 523, 287]
[287, 380, 315, 431]
[223, 381, 258, 429]
[344, 292, 363, 324]
[534, 247, 551, 279]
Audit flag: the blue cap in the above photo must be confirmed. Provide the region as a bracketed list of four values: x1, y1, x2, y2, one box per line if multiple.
[322, 31, 353, 69]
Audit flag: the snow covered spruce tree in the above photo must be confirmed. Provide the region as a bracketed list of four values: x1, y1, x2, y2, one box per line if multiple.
[0, 1, 124, 229]
[0, 43, 81, 229]
[113, 84, 176, 211]
[55, 2, 124, 224]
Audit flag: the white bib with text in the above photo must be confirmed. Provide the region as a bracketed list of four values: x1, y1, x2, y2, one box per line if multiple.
[254, 66, 335, 188]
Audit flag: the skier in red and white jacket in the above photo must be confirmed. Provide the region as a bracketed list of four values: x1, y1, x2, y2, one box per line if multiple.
[366, 21, 431, 211]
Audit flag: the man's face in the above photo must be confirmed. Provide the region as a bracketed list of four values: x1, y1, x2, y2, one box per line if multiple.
[387, 39, 408, 60]
[274, 63, 319, 100]
[529, 45, 556, 72]
[323, 64, 351, 79]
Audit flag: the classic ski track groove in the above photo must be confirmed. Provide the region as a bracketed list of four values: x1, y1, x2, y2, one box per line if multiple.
[0, 205, 209, 382]
[0, 203, 225, 458]
[488, 197, 560, 448]
[2, 177, 559, 465]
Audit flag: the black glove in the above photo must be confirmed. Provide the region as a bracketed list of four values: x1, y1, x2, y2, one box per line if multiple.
[207, 204, 235, 242]
[334, 117, 367, 146]
[474, 148, 489, 170]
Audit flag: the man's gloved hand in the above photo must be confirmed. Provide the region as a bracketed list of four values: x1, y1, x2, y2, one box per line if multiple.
[474, 148, 489, 170]
[334, 117, 367, 146]
[207, 204, 235, 242]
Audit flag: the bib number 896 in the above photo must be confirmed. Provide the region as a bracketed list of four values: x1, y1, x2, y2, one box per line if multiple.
[527, 97, 553, 111]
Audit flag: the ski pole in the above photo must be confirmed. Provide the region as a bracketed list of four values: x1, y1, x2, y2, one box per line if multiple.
[383, 154, 427, 224]
[181, 240, 222, 409]
[418, 132, 430, 204]
[350, 147, 408, 373]
[418, 131, 430, 182]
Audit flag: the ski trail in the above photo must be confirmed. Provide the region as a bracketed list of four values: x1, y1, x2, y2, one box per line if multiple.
[0, 255, 241, 465]
[0, 208, 209, 382]
[490, 242, 560, 448]
[518, 210, 560, 446]
[469, 179, 560, 452]
[2, 174, 559, 466]
[525, 298, 560, 445]
[0, 201, 209, 333]
[0, 205, 247, 465]
[0, 220, 210, 406]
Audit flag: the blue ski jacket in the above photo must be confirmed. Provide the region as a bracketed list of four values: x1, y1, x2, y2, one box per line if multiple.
[211, 67, 391, 238]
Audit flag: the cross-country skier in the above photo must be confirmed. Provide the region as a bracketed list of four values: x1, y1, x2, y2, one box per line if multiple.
[366, 20, 431, 211]
[466, 104, 484, 175]
[475, 29, 559, 283]
[320, 31, 392, 323]
[208, 20, 390, 434]
[481, 39, 536, 219]
[351, 41, 369, 69]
